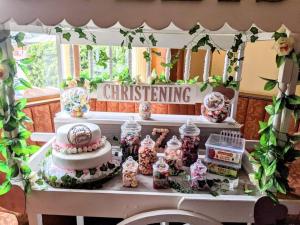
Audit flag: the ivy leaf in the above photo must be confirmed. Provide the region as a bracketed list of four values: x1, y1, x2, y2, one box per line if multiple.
[18, 130, 31, 139]
[265, 105, 275, 115]
[152, 50, 161, 56]
[0, 48, 3, 61]
[250, 35, 259, 43]
[250, 27, 259, 35]
[20, 164, 31, 175]
[272, 31, 287, 41]
[259, 133, 268, 146]
[274, 179, 287, 194]
[262, 178, 274, 191]
[274, 98, 285, 114]
[74, 28, 87, 39]
[269, 130, 277, 146]
[200, 82, 208, 92]
[287, 95, 300, 105]
[0, 161, 9, 173]
[265, 160, 277, 176]
[264, 80, 277, 91]
[15, 98, 27, 110]
[258, 121, 269, 133]
[86, 45, 93, 51]
[276, 55, 285, 68]
[62, 32, 71, 41]
[120, 29, 128, 37]
[189, 24, 200, 35]
[143, 51, 150, 62]
[0, 145, 7, 160]
[0, 180, 12, 196]
[55, 27, 63, 33]
[139, 37, 145, 44]
[148, 34, 157, 46]
[14, 32, 25, 47]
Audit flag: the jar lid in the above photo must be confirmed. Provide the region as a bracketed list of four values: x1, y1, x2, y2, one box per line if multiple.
[190, 158, 207, 174]
[121, 117, 142, 133]
[167, 135, 182, 149]
[141, 135, 155, 147]
[179, 119, 200, 136]
[153, 157, 169, 172]
[203, 92, 225, 111]
[122, 156, 138, 171]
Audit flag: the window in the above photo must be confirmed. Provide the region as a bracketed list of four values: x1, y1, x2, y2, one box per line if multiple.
[12, 32, 60, 100]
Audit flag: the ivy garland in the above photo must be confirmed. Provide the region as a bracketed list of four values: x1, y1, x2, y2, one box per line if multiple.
[0, 32, 43, 195]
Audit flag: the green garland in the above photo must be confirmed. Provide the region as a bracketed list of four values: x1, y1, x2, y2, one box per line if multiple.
[0, 32, 43, 195]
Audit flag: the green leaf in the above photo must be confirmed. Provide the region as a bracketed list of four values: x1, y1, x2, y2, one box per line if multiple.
[265, 105, 275, 115]
[20, 57, 34, 64]
[0, 161, 9, 173]
[86, 45, 93, 51]
[274, 179, 286, 194]
[0, 145, 7, 160]
[264, 80, 277, 91]
[274, 98, 284, 114]
[0, 48, 3, 61]
[250, 27, 259, 35]
[139, 37, 145, 44]
[20, 164, 31, 175]
[143, 51, 150, 62]
[259, 133, 268, 146]
[276, 55, 285, 68]
[188, 24, 200, 35]
[15, 98, 27, 110]
[269, 130, 277, 146]
[62, 32, 71, 41]
[55, 27, 63, 33]
[265, 160, 277, 176]
[19, 130, 31, 139]
[0, 180, 12, 196]
[18, 63, 30, 76]
[200, 82, 208, 92]
[19, 78, 32, 88]
[14, 32, 25, 47]
[250, 35, 259, 43]
[287, 95, 300, 105]
[259, 121, 269, 134]
[148, 34, 157, 46]
[262, 178, 274, 191]
[74, 28, 87, 39]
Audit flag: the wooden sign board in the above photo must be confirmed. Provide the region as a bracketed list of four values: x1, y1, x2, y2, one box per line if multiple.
[97, 83, 210, 104]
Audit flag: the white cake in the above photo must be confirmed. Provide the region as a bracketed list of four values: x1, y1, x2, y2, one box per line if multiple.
[42, 123, 120, 188]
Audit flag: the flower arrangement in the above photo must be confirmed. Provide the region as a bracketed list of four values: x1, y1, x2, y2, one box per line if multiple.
[61, 75, 103, 92]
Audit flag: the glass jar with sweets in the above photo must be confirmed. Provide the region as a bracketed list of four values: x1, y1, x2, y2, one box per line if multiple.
[201, 92, 230, 123]
[122, 156, 139, 188]
[164, 135, 183, 176]
[153, 157, 169, 189]
[190, 158, 207, 189]
[120, 117, 142, 162]
[179, 119, 200, 167]
[138, 135, 157, 175]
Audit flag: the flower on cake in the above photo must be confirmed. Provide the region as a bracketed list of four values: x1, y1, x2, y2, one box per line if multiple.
[275, 36, 294, 56]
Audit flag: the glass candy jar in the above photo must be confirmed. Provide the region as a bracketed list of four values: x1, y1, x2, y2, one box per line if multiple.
[201, 92, 229, 123]
[164, 136, 182, 176]
[139, 102, 151, 120]
[61, 87, 90, 117]
[190, 158, 207, 189]
[179, 119, 200, 167]
[122, 156, 139, 188]
[153, 157, 169, 189]
[138, 135, 157, 175]
[120, 117, 142, 162]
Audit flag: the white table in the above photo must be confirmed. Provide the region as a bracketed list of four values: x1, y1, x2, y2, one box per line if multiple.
[26, 136, 300, 225]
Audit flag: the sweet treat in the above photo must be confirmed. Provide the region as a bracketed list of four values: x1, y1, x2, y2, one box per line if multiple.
[120, 117, 141, 162]
[42, 123, 120, 188]
[205, 131, 245, 165]
[122, 156, 139, 188]
[138, 135, 157, 175]
[61, 87, 90, 117]
[179, 119, 200, 167]
[204, 157, 240, 178]
[152, 128, 169, 152]
[153, 157, 169, 189]
[190, 158, 207, 189]
[201, 92, 230, 123]
[139, 102, 151, 120]
[164, 135, 183, 176]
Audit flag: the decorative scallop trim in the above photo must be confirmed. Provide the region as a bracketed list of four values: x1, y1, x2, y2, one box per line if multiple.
[52, 136, 107, 154]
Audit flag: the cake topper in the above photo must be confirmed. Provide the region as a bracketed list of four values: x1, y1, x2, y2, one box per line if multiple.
[67, 124, 92, 146]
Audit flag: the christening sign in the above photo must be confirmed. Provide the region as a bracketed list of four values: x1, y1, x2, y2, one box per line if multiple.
[97, 83, 208, 104]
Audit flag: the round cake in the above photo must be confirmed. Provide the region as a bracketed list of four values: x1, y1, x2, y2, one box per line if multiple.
[42, 123, 120, 188]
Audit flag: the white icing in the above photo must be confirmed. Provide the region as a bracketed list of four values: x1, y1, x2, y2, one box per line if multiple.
[52, 141, 112, 170]
[56, 123, 101, 147]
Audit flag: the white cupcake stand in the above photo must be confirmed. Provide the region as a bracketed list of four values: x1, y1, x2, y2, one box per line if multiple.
[26, 113, 300, 225]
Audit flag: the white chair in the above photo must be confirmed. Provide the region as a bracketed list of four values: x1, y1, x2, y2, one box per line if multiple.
[117, 209, 222, 225]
